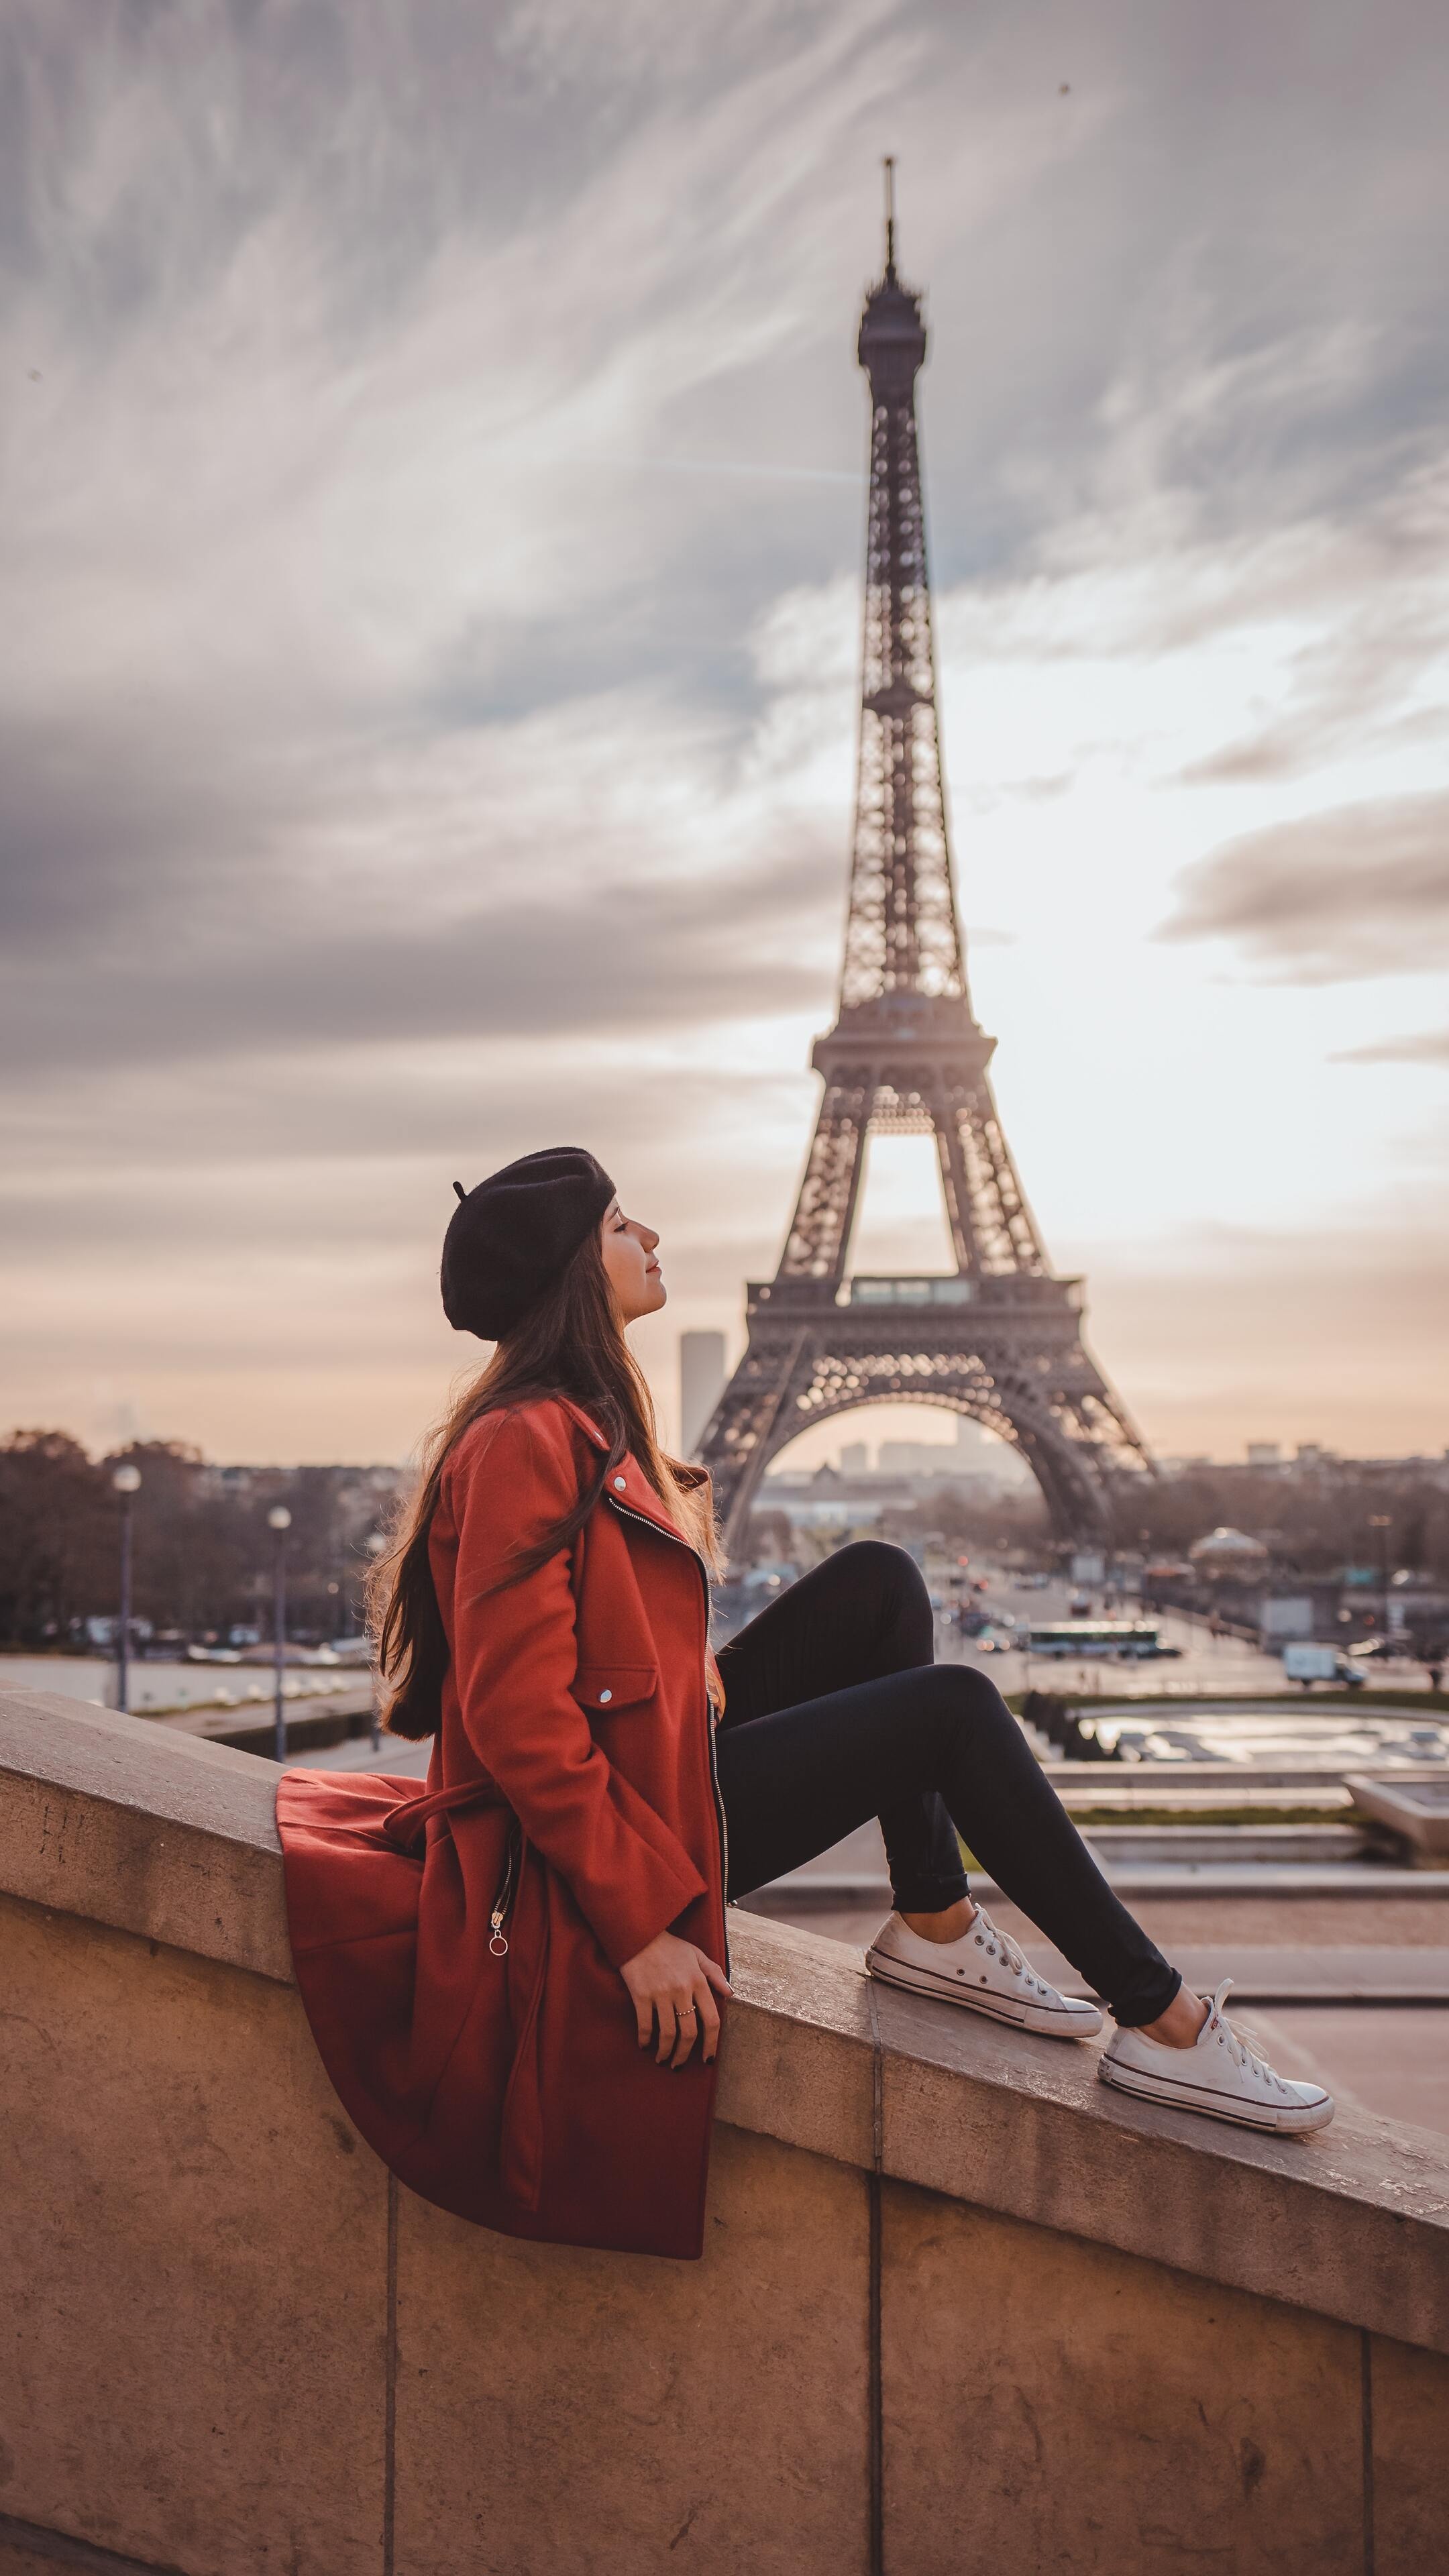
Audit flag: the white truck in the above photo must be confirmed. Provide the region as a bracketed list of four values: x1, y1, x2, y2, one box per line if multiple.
[1282, 1642, 1365, 1689]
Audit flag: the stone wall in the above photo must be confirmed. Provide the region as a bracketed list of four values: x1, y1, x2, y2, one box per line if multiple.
[1, 1690, 1446, 2575]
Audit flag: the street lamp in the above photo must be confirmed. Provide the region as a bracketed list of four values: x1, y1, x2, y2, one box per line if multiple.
[268, 1506, 292, 1764]
[111, 1463, 142, 1713]
[1368, 1514, 1393, 1644]
[366, 1531, 386, 1750]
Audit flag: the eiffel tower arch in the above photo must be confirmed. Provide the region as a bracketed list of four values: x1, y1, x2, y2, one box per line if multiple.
[697, 167, 1154, 1556]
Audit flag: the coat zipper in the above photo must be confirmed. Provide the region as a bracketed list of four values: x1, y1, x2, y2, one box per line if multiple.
[489, 1821, 520, 1956]
[606, 1495, 731, 1975]
[700, 1574, 731, 1977]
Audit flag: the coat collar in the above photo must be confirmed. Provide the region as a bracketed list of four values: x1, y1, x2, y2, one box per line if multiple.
[556, 1395, 610, 1454]
[555, 1396, 705, 1559]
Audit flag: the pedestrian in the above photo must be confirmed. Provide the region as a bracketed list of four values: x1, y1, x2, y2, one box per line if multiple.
[276, 1148, 1334, 2262]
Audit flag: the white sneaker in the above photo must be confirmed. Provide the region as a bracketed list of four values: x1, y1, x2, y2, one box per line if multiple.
[1099, 1980, 1334, 2135]
[866, 1907, 1104, 2039]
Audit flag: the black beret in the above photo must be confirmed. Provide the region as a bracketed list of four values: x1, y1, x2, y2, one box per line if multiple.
[441, 1146, 616, 1340]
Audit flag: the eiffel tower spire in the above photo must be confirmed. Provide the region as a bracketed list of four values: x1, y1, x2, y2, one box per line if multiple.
[697, 174, 1153, 1550]
[842, 161, 965, 1011]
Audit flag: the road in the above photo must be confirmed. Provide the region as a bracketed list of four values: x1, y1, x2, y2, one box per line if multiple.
[934, 1565, 1432, 1701]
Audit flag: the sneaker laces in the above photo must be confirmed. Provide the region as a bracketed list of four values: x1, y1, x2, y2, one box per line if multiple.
[1205, 1979, 1291, 2096]
[971, 1909, 1049, 1998]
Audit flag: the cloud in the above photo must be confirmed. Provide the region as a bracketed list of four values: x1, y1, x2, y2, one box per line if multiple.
[1331, 1028, 1449, 1067]
[5, 0, 1449, 1458]
[1156, 794, 1449, 982]
[0, 829, 839, 1079]
[1078, 1220, 1449, 1459]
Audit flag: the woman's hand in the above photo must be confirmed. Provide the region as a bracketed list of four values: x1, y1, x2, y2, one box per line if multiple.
[620, 1931, 732, 2068]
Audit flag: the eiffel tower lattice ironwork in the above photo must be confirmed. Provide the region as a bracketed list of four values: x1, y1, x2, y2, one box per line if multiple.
[697, 168, 1154, 1552]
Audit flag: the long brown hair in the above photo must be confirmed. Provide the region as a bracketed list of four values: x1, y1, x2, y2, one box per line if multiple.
[369, 1222, 720, 1739]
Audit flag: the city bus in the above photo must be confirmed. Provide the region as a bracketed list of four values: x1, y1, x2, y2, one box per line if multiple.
[1022, 1620, 1167, 1660]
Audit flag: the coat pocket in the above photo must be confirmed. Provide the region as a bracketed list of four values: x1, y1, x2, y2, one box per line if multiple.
[571, 1661, 659, 1713]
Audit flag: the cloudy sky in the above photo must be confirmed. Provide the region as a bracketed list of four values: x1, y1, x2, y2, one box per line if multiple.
[3, 0, 1448, 1470]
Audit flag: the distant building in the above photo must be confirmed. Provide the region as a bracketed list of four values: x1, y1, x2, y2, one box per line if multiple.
[1187, 1526, 1270, 1577]
[1259, 1595, 1314, 1641]
[194, 1462, 402, 1512]
[196, 1463, 263, 1501]
[872, 1420, 1032, 1488]
[838, 1440, 869, 1473]
[1164, 1443, 1448, 1490]
[759, 1459, 908, 1529]
[878, 1438, 958, 1476]
[680, 1331, 727, 1456]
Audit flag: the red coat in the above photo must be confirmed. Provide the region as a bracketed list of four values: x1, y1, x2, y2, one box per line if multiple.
[275, 1397, 727, 2259]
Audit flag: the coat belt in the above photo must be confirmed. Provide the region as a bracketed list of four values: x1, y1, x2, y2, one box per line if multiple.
[377, 1773, 506, 1854]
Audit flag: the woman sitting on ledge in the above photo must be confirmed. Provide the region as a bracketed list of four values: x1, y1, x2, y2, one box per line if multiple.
[276, 1146, 1333, 2263]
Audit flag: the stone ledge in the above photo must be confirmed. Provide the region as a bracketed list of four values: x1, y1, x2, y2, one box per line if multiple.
[1349, 1769, 1449, 1862]
[722, 1911, 1449, 2355]
[0, 1690, 289, 1984]
[4, 1687, 1448, 2357]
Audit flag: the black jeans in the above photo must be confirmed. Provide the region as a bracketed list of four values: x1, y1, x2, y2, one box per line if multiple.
[714, 1540, 1180, 2028]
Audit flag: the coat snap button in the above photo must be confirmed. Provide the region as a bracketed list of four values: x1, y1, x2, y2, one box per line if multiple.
[612, 1474, 627, 1489]
[598, 1688, 612, 1703]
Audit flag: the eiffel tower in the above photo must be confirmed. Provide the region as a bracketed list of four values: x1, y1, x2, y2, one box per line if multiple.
[697, 167, 1153, 1554]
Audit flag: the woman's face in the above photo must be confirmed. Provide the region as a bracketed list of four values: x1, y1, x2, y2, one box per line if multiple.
[599, 1197, 665, 1325]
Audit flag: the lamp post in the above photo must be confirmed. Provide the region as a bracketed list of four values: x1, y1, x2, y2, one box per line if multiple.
[111, 1463, 142, 1712]
[1368, 1514, 1392, 1646]
[366, 1532, 386, 1750]
[268, 1505, 292, 1764]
